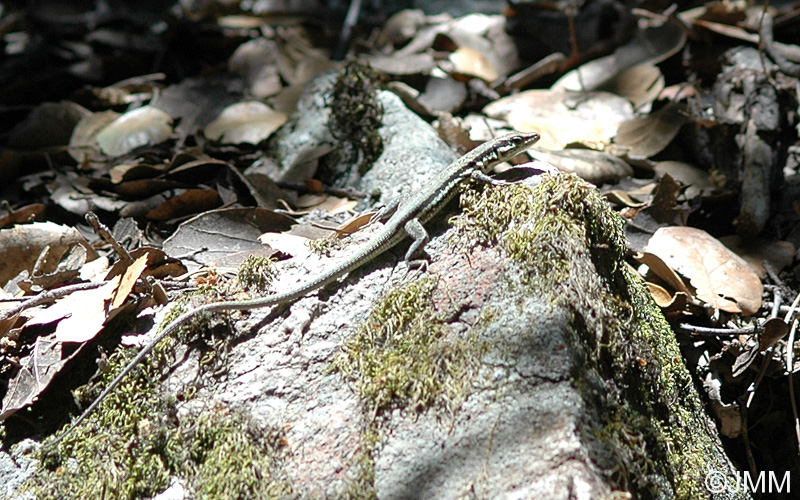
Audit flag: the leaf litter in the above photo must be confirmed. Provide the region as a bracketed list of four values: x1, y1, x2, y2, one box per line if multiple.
[1, 0, 800, 491]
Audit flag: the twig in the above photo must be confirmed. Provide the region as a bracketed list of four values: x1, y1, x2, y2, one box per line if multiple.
[334, 0, 362, 60]
[0, 282, 105, 322]
[763, 261, 783, 286]
[759, 11, 800, 77]
[85, 212, 133, 265]
[676, 323, 759, 336]
[785, 319, 800, 454]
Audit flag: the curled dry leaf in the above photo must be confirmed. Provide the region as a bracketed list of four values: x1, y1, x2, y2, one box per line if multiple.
[615, 102, 692, 158]
[111, 253, 149, 309]
[0, 203, 46, 228]
[204, 101, 288, 145]
[553, 22, 686, 92]
[0, 221, 97, 288]
[633, 251, 693, 297]
[258, 232, 314, 260]
[760, 317, 789, 351]
[597, 65, 665, 111]
[644, 226, 763, 315]
[718, 236, 795, 279]
[528, 148, 633, 184]
[646, 282, 688, 313]
[1, 335, 66, 420]
[69, 110, 119, 163]
[95, 105, 174, 157]
[653, 161, 712, 199]
[294, 195, 357, 215]
[7, 101, 90, 150]
[449, 46, 498, 81]
[145, 188, 222, 221]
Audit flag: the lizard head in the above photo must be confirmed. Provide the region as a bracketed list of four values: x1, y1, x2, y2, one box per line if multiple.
[494, 131, 540, 163]
[473, 131, 540, 174]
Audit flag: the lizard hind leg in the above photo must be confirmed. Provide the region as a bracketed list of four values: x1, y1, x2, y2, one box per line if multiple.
[402, 218, 431, 274]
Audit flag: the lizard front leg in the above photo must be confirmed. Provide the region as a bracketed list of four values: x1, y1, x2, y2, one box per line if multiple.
[370, 196, 401, 224]
[470, 169, 512, 185]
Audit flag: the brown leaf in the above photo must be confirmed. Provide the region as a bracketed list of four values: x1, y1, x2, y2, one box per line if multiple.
[162, 207, 294, 272]
[0, 203, 46, 229]
[598, 65, 665, 111]
[718, 237, 795, 279]
[644, 227, 763, 315]
[0, 221, 97, 288]
[615, 102, 692, 158]
[760, 317, 789, 351]
[111, 253, 149, 309]
[1, 334, 68, 420]
[258, 233, 314, 260]
[528, 148, 633, 184]
[645, 173, 684, 224]
[53, 276, 120, 343]
[633, 251, 693, 297]
[145, 188, 222, 221]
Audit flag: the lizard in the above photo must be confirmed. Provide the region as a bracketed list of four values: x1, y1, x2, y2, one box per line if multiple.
[49, 130, 540, 446]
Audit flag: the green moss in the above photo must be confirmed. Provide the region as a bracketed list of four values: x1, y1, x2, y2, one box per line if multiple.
[189, 410, 293, 500]
[334, 428, 380, 500]
[237, 255, 276, 292]
[450, 174, 712, 499]
[328, 61, 384, 175]
[29, 286, 292, 500]
[334, 276, 489, 418]
[307, 235, 337, 257]
[33, 345, 182, 499]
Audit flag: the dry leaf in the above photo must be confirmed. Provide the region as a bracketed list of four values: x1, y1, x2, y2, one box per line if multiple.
[95, 106, 173, 157]
[553, 22, 685, 91]
[0, 203, 46, 228]
[633, 251, 693, 297]
[718, 236, 795, 279]
[7, 101, 90, 150]
[163, 207, 294, 272]
[337, 212, 377, 236]
[145, 188, 222, 221]
[112, 253, 149, 309]
[652, 161, 711, 199]
[528, 148, 633, 184]
[449, 46, 498, 81]
[69, 110, 119, 163]
[1, 334, 68, 420]
[598, 65, 665, 111]
[204, 101, 287, 145]
[0, 221, 97, 288]
[483, 89, 633, 150]
[53, 276, 121, 343]
[294, 195, 357, 215]
[644, 227, 763, 315]
[615, 102, 691, 158]
[259, 232, 314, 260]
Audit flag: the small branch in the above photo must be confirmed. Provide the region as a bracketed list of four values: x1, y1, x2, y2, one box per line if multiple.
[0, 281, 105, 322]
